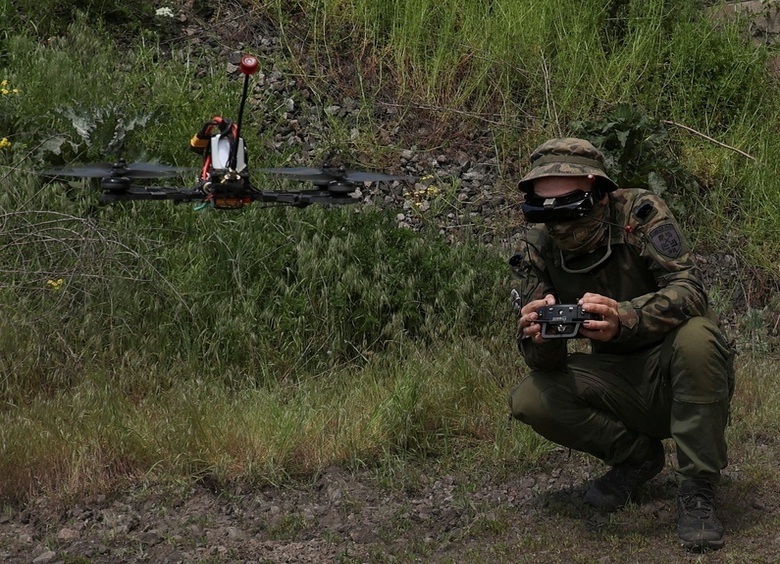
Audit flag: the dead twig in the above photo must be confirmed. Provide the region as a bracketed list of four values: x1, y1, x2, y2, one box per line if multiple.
[662, 120, 758, 162]
[540, 53, 562, 138]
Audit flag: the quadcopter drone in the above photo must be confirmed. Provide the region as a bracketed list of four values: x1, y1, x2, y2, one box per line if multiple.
[43, 55, 412, 209]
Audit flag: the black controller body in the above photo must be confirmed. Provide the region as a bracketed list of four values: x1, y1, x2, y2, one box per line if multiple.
[536, 304, 600, 339]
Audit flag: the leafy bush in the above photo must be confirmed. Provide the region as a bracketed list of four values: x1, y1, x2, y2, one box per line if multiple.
[570, 105, 700, 214]
[0, 198, 507, 398]
[8, 0, 160, 39]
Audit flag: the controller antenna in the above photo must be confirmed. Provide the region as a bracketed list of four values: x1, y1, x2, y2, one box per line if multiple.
[228, 55, 259, 171]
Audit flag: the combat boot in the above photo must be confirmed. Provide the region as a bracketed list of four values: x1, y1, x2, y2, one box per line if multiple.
[585, 439, 665, 511]
[677, 479, 724, 552]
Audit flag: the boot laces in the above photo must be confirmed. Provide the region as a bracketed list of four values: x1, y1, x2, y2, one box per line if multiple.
[680, 490, 715, 520]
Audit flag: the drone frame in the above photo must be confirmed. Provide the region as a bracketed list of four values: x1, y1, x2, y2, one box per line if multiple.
[44, 54, 412, 210]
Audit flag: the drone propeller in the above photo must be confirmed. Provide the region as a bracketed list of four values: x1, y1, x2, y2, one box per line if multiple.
[258, 166, 413, 185]
[43, 159, 195, 179]
[96, 183, 365, 208]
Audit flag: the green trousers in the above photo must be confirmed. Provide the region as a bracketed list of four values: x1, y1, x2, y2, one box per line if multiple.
[509, 317, 735, 483]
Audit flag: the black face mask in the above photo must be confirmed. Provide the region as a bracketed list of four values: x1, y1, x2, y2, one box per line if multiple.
[521, 190, 596, 223]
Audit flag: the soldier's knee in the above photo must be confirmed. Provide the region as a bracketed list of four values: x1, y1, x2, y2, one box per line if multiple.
[510, 373, 553, 424]
[668, 317, 734, 403]
[672, 317, 723, 363]
[509, 376, 540, 423]
[509, 371, 573, 428]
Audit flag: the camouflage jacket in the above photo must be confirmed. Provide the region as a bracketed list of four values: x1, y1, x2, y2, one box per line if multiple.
[510, 188, 722, 369]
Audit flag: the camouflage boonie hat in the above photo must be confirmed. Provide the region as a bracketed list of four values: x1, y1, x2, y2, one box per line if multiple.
[518, 138, 618, 193]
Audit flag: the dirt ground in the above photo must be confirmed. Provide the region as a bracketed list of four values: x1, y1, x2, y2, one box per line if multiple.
[2, 443, 779, 563]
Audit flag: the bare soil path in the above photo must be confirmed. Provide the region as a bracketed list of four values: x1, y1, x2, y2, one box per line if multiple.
[2, 446, 778, 563]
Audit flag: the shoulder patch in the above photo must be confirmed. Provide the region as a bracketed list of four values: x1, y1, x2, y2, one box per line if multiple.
[649, 222, 682, 258]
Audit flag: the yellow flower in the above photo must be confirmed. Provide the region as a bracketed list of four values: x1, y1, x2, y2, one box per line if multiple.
[0, 89, 8, 95]
[0, 138, 11, 150]
[47, 278, 64, 291]
[0, 80, 7, 87]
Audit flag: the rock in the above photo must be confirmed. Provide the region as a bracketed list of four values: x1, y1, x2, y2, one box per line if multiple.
[56, 527, 80, 540]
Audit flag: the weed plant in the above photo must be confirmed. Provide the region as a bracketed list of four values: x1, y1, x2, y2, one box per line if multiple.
[1, 177, 509, 386]
[8, 0, 165, 39]
[2, 1, 780, 503]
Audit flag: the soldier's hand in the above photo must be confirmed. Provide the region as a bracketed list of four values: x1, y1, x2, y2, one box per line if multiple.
[518, 294, 556, 344]
[578, 292, 620, 341]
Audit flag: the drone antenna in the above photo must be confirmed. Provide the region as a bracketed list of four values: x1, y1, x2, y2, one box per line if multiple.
[228, 55, 259, 171]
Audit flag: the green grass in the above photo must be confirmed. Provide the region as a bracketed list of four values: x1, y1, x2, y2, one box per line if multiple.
[1, 0, 780, 505]
[0, 336, 536, 501]
[286, 0, 780, 258]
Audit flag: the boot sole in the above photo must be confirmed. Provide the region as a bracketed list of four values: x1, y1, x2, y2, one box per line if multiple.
[680, 537, 725, 552]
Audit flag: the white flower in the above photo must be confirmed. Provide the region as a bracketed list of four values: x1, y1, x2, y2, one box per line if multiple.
[155, 7, 175, 18]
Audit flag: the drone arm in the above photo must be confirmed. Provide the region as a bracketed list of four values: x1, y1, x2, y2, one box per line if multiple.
[247, 190, 359, 207]
[98, 185, 202, 204]
[94, 177, 359, 207]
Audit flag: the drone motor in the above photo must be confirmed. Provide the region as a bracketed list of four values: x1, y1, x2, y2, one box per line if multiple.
[326, 181, 357, 195]
[101, 176, 131, 193]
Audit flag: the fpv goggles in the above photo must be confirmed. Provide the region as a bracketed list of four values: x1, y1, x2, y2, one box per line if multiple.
[521, 189, 596, 223]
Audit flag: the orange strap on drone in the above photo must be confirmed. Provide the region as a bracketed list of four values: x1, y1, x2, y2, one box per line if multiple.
[189, 116, 231, 154]
[191, 117, 240, 179]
